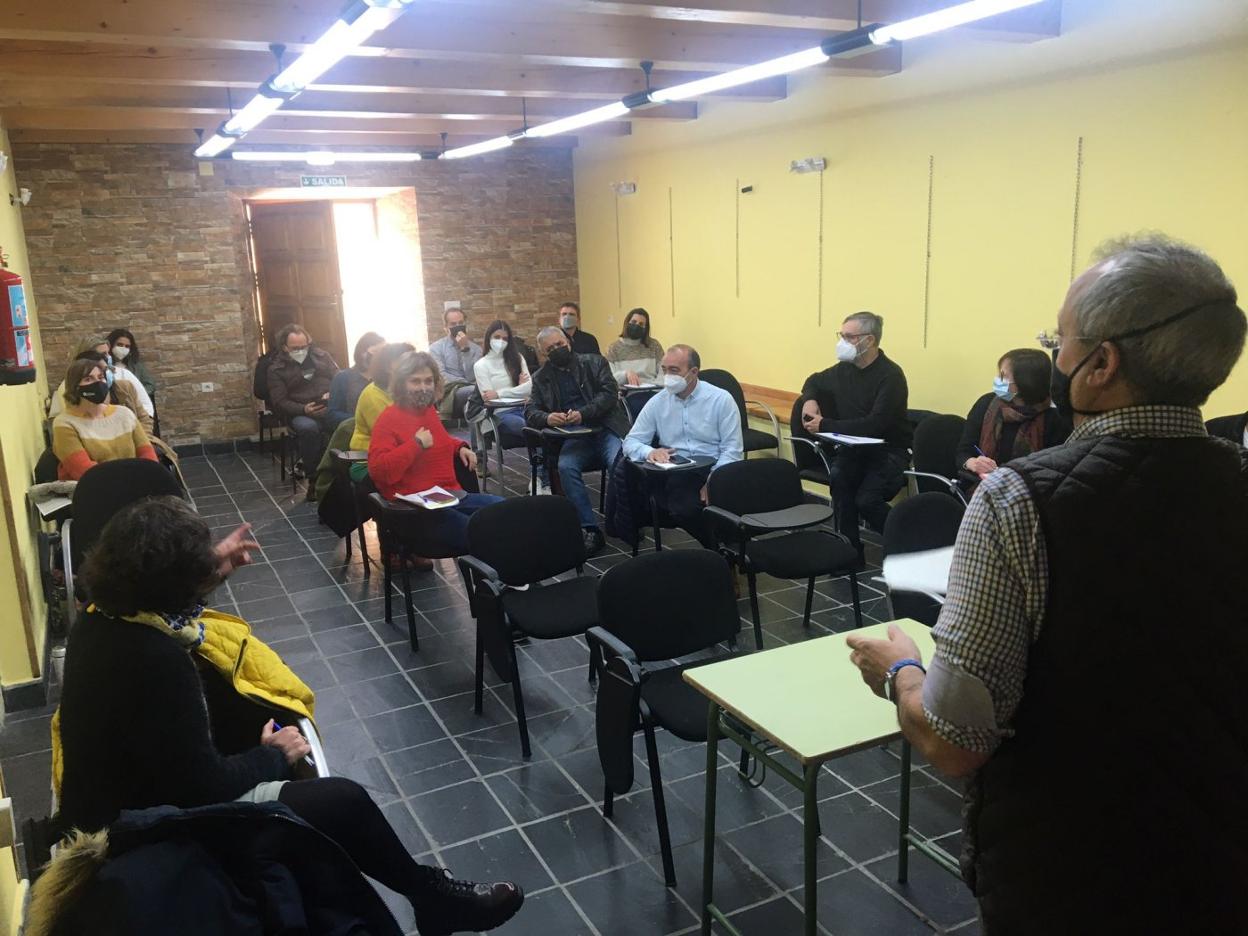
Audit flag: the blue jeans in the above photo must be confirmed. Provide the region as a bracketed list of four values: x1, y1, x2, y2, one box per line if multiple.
[557, 431, 622, 529]
[289, 413, 336, 473]
[422, 492, 504, 556]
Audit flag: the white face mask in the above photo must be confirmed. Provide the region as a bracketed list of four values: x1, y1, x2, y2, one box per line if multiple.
[663, 373, 688, 395]
[560, 315, 577, 330]
[835, 338, 861, 363]
[489, 338, 508, 355]
[288, 348, 309, 364]
[112, 345, 131, 361]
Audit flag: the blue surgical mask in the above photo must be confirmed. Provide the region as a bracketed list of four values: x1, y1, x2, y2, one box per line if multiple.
[992, 376, 1015, 402]
[105, 368, 116, 389]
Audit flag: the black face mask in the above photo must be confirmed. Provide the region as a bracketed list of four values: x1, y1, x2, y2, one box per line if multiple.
[547, 346, 573, 369]
[1050, 301, 1213, 420]
[80, 381, 110, 404]
[625, 323, 645, 340]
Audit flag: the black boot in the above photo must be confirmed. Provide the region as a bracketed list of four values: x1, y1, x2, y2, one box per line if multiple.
[410, 867, 524, 936]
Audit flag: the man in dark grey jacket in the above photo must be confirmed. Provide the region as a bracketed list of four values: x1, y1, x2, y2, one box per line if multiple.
[526, 326, 626, 554]
[266, 324, 340, 495]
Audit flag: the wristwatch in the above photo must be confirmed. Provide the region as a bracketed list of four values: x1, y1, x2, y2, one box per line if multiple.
[883, 658, 926, 703]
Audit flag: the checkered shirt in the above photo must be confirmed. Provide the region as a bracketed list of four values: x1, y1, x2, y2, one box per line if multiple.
[922, 405, 1210, 753]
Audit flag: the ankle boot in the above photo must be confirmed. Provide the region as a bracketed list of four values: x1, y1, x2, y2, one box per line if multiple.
[409, 866, 524, 936]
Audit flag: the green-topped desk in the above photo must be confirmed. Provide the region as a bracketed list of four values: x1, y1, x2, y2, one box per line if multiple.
[684, 618, 959, 936]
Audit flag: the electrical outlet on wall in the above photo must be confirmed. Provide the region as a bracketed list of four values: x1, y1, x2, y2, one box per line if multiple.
[443, 300, 460, 311]
[199, 382, 214, 392]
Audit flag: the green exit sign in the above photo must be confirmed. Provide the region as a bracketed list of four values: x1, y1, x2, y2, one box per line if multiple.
[300, 175, 348, 188]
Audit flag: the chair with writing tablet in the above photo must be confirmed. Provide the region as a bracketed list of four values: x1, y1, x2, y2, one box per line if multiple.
[700, 368, 781, 457]
[705, 458, 864, 646]
[588, 549, 742, 888]
[904, 413, 968, 505]
[881, 492, 964, 627]
[458, 496, 599, 758]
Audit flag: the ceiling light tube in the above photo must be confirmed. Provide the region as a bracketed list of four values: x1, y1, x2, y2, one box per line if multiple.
[870, 0, 1045, 44]
[272, 6, 394, 94]
[222, 92, 287, 136]
[648, 46, 829, 104]
[524, 102, 630, 139]
[194, 133, 236, 159]
[231, 150, 422, 163]
[441, 136, 513, 160]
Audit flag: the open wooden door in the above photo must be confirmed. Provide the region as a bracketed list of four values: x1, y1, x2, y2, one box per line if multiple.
[249, 201, 349, 370]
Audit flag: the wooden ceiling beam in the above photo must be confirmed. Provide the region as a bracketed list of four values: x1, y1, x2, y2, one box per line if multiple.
[1, 106, 631, 137]
[0, 1, 833, 72]
[4, 128, 578, 149]
[0, 82, 697, 122]
[424, 0, 1060, 39]
[0, 40, 794, 101]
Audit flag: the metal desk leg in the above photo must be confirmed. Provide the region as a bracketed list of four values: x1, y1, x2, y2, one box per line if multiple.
[651, 494, 663, 552]
[701, 702, 721, 935]
[803, 761, 820, 936]
[898, 740, 912, 883]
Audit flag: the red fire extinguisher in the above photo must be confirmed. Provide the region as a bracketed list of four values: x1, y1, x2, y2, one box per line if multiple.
[0, 268, 36, 386]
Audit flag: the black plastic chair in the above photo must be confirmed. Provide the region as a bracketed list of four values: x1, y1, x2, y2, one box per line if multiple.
[62, 459, 185, 627]
[472, 402, 532, 495]
[329, 449, 372, 577]
[588, 549, 742, 887]
[882, 492, 965, 627]
[458, 496, 599, 758]
[705, 458, 863, 645]
[787, 398, 836, 494]
[699, 369, 780, 456]
[905, 414, 967, 503]
[368, 455, 479, 651]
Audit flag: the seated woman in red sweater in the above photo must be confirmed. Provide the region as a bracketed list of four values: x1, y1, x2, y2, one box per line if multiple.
[369, 351, 503, 555]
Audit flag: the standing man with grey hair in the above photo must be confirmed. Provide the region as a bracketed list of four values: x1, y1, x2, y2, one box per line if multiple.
[846, 235, 1248, 934]
[795, 311, 911, 557]
[526, 325, 627, 555]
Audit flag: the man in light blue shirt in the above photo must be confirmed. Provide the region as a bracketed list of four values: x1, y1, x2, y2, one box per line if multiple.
[623, 344, 743, 546]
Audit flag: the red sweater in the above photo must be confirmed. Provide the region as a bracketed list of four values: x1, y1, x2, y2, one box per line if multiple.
[368, 404, 467, 500]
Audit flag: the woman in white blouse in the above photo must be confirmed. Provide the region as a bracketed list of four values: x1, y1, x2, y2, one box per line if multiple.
[473, 320, 546, 487]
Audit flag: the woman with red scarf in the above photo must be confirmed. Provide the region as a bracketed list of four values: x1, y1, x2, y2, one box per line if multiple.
[957, 348, 1072, 490]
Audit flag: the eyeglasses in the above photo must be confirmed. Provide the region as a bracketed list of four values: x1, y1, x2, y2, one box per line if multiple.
[1045, 332, 1101, 351]
[837, 332, 867, 342]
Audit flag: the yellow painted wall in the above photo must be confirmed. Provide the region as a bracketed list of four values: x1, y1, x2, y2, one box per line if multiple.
[0, 120, 51, 688]
[573, 27, 1248, 421]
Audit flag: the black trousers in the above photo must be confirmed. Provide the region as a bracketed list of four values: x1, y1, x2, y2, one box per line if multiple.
[278, 777, 429, 896]
[829, 447, 908, 548]
[653, 465, 714, 547]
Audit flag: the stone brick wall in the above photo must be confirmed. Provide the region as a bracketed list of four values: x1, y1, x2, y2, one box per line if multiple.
[12, 144, 579, 443]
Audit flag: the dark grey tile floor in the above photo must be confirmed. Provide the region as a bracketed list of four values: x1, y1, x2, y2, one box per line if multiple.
[0, 444, 979, 935]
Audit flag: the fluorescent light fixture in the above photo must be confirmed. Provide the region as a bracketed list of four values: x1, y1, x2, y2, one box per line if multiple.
[192, 0, 419, 158]
[222, 93, 286, 136]
[870, 0, 1045, 44]
[231, 150, 422, 163]
[194, 134, 236, 159]
[649, 46, 829, 104]
[441, 136, 513, 160]
[272, 5, 395, 94]
[524, 101, 630, 139]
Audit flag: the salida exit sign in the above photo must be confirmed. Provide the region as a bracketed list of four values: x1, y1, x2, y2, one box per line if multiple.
[300, 175, 348, 188]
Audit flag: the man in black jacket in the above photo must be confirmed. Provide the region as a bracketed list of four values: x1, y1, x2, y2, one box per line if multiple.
[794, 311, 911, 554]
[1206, 409, 1247, 444]
[267, 324, 340, 496]
[526, 326, 626, 554]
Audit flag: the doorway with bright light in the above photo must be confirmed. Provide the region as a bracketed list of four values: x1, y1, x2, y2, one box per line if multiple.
[246, 187, 427, 367]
